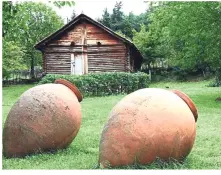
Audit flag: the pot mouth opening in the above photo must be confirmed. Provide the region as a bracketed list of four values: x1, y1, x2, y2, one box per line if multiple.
[171, 89, 198, 122]
[55, 79, 83, 102]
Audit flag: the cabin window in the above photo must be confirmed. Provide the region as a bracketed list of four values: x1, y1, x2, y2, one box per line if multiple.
[97, 41, 101, 47]
[71, 41, 75, 46]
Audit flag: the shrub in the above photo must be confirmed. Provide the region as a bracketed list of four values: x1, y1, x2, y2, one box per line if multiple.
[38, 72, 150, 97]
[208, 68, 221, 87]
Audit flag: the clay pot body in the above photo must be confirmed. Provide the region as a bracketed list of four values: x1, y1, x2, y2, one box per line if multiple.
[3, 82, 82, 158]
[99, 88, 197, 168]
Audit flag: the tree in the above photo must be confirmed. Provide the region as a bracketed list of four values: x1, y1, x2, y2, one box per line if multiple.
[133, 24, 159, 80]
[98, 2, 150, 39]
[100, 8, 111, 28]
[2, 1, 74, 37]
[2, 40, 26, 79]
[111, 1, 124, 31]
[67, 9, 77, 22]
[70, 9, 77, 20]
[3, 2, 64, 79]
[53, 1, 75, 8]
[2, 1, 18, 37]
[139, 2, 221, 84]
[126, 12, 149, 33]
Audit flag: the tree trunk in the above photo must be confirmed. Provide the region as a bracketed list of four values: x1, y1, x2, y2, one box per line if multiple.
[30, 56, 35, 79]
[148, 62, 152, 81]
[202, 69, 205, 78]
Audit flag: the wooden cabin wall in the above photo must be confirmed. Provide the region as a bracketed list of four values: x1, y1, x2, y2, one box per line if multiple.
[86, 23, 129, 72]
[42, 20, 130, 74]
[86, 23, 122, 45]
[87, 45, 126, 72]
[49, 22, 85, 46]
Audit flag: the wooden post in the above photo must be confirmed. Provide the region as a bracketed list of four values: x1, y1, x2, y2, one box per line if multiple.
[82, 21, 87, 74]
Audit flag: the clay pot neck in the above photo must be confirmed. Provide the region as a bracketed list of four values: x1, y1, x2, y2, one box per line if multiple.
[171, 90, 198, 122]
[55, 79, 83, 102]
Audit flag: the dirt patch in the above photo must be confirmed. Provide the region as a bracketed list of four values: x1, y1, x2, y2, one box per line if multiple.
[215, 97, 221, 102]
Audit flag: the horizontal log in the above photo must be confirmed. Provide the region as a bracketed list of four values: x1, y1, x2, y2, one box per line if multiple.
[46, 61, 70, 64]
[47, 65, 70, 68]
[88, 59, 125, 62]
[88, 67, 125, 70]
[46, 69, 70, 72]
[46, 64, 70, 66]
[43, 47, 126, 54]
[88, 59, 125, 64]
[45, 54, 70, 56]
[88, 53, 126, 55]
[47, 59, 71, 61]
[46, 70, 70, 72]
[87, 48, 126, 51]
[88, 55, 126, 58]
[47, 66, 71, 69]
[88, 69, 125, 72]
[88, 61, 124, 64]
[88, 65, 124, 69]
[45, 45, 125, 50]
[45, 44, 125, 48]
[45, 48, 82, 52]
[88, 59, 124, 62]
[46, 66, 71, 69]
[46, 59, 70, 62]
[46, 72, 70, 74]
[46, 58, 70, 61]
[89, 61, 124, 64]
[89, 66, 124, 69]
[45, 47, 125, 51]
[47, 59, 71, 62]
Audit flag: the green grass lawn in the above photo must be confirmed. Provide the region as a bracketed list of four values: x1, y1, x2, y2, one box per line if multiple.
[2, 81, 221, 169]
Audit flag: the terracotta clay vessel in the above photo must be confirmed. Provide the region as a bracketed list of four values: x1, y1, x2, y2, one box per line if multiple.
[3, 79, 82, 158]
[99, 88, 197, 168]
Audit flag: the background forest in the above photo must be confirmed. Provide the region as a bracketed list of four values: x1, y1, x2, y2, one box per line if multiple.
[2, 1, 221, 86]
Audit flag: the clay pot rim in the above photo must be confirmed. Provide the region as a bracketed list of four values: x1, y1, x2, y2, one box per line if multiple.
[171, 89, 198, 122]
[55, 79, 83, 102]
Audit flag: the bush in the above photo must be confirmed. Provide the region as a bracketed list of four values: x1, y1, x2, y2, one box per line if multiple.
[208, 68, 221, 87]
[38, 72, 150, 97]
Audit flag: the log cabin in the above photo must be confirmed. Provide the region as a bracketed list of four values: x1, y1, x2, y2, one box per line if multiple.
[34, 14, 143, 75]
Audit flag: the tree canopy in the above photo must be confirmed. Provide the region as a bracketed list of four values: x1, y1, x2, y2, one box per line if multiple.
[98, 1, 149, 39]
[147, 2, 221, 71]
[3, 1, 64, 78]
[132, 2, 221, 84]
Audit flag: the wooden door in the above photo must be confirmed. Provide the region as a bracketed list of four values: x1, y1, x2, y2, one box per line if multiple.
[71, 53, 84, 75]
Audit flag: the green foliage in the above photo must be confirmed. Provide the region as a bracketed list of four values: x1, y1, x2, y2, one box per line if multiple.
[99, 8, 111, 28]
[98, 1, 149, 39]
[52, 1, 75, 8]
[133, 24, 156, 61]
[147, 2, 221, 72]
[39, 72, 149, 97]
[3, 2, 64, 78]
[208, 68, 221, 87]
[115, 30, 132, 41]
[2, 1, 16, 37]
[215, 68, 221, 86]
[2, 40, 27, 79]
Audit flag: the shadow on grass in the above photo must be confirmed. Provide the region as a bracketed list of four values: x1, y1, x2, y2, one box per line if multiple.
[93, 157, 188, 170]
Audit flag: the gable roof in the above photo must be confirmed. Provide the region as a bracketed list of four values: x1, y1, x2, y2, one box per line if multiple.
[34, 13, 143, 67]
